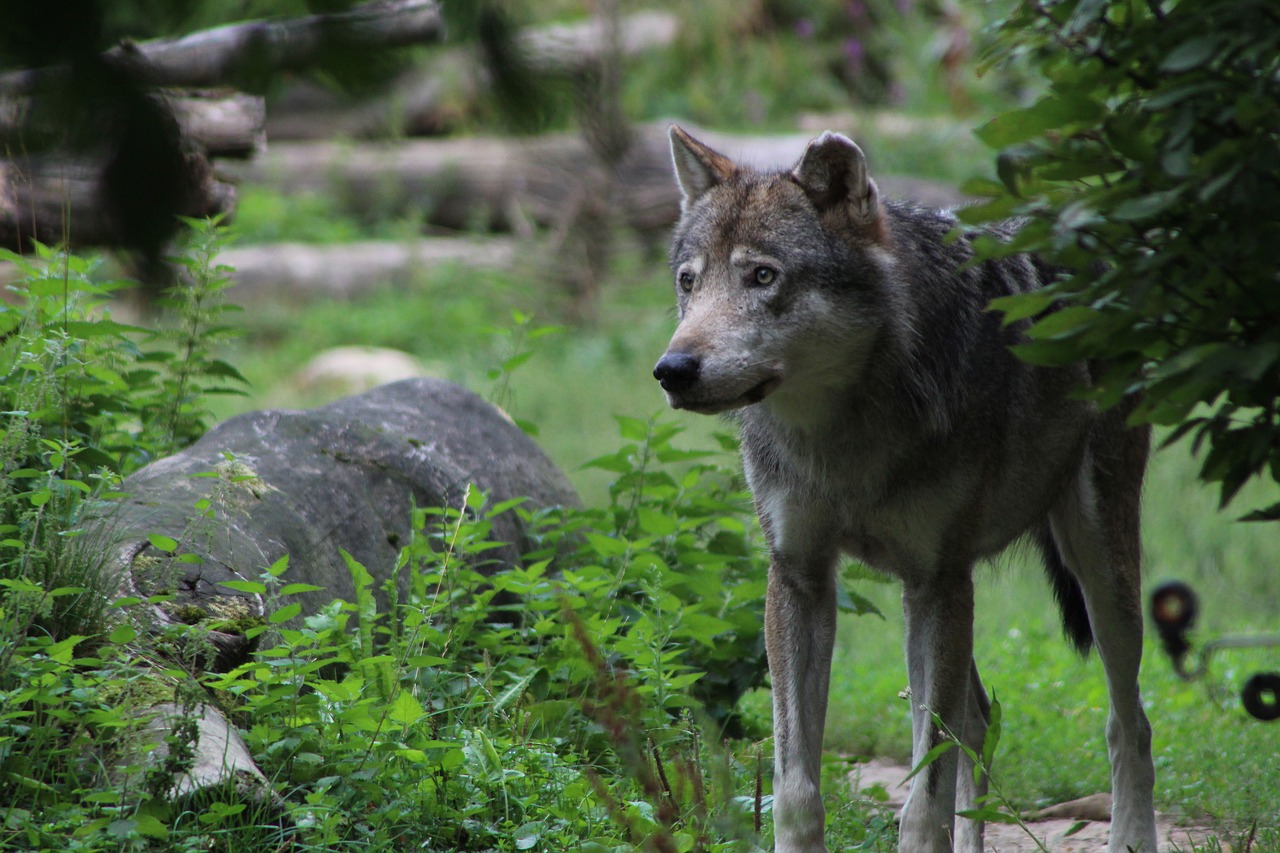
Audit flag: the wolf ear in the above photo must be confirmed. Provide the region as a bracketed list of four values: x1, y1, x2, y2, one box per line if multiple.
[791, 131, 883, 229]
[669, 125, 736, 211]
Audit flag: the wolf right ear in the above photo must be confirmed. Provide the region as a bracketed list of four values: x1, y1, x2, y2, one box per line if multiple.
[669, 125, 736, 211]
[791, 132, 883, 231]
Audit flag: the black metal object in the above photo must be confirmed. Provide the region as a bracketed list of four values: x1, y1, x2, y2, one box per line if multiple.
[1149, 580, 1280, 722]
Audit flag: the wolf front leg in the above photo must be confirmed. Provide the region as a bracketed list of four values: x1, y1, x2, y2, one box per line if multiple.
[763, 534, 839, 852]
[900, 571, 979, 853]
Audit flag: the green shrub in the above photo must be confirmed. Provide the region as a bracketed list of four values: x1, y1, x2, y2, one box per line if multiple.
[963, 0, 1280, 518]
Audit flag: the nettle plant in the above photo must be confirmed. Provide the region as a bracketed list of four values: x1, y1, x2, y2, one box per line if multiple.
[0, 222, 245, 640]
[0, 235, 876, 851]
[207, 417, 776, 852]
[963, 0, 1280, 518]
[0, 225, 249, 850]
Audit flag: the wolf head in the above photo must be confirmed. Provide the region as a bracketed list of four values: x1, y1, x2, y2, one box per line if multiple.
[653, 126, 906, 421]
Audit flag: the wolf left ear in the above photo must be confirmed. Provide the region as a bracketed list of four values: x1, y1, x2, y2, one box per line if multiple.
[791, 132, 883, 228]
[669, 125, 736, 212]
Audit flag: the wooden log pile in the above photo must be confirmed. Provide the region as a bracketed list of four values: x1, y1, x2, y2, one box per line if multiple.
[223, 123, 970, 241]
[0, 3, 971, 304]
[0, 0, 444, 253]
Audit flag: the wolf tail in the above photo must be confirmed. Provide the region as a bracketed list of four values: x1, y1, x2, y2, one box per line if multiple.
[1035, 524, 1094, 655]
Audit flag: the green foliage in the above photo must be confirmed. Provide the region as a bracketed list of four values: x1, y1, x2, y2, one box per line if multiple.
[199, 460, 773, 852]
[0, 229, 254, 851]
[0, 222, 244, 643]
[0, 220, 244, 477]
[1, 294, 878, 853]
[965, 0, 1280, 518]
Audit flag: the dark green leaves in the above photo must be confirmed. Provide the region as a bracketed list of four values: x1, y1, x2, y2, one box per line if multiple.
[975, 93, 1105, 149]
[972, 0, 1280, 519]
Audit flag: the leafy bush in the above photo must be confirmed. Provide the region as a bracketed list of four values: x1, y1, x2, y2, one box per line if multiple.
[0, 226, 250, 850]
[0, 223, 244, 643]
[0, 235, 787, 851]
[962, 0, 1280, 518]
[0, 233, 896, 851]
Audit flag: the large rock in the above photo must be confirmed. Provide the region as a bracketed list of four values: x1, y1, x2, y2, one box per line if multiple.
[97, 377, 580, 669]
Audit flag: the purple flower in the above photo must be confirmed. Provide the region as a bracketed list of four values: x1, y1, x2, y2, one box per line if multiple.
[794, 17, 816, 39]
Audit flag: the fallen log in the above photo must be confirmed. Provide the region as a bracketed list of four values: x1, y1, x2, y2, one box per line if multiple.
[219, 237, 516, 301]
[265, 10, 678, 140]
[0, 150, 235, 252]
[225, 123, 971, 238]
[164, 90, 267, 158]
[0, 0, 444, 96]
[0, 0, 442, 256]
[1, 90, 265, 159]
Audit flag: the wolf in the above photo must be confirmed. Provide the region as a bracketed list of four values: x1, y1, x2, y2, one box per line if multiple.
[652, 126, 1158, 853]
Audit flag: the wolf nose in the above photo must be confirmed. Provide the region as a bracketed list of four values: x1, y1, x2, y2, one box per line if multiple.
[653, 352, 701, 393]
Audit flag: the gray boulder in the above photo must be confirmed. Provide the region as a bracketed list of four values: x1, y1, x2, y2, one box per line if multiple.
[97, 377, 580, 669]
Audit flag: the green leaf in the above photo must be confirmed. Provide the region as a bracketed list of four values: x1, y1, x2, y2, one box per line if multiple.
[1143, 81, 1220, 112]
[0, 577, 44, 594]
[147, 534, 179, 553]
[957, 807, 1024, 825]
[493, 669, 538, 713]
[636, 507, 677, 537]
[515, 825, 542, 850]
[500, 351, 534, 373]
[132, 813, 169, 840]
[988, 291, 1058, 325]
[266, 554, 290, 577]
[269, 603, 302, 624]
[47, 635, 86, 663]
[1240, 500, 1280, 523]
[108, 624, 139, 644]
[904, 739, 957, 783]
[1026, 305, 1097, 340]
[981, 693, 1003, 774]
[219, 580, 267, 594]
[835, 582, 884, 618]
[615, 415, 651, 442]
[976, 94, 1105, 149]
[388, 689, 426, 726]
[1064, 820, 1091, 837]
[1160, 35, 1223, 73]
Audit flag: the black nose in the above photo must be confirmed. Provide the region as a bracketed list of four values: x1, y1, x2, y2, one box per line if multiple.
[653, 352, 701, 393]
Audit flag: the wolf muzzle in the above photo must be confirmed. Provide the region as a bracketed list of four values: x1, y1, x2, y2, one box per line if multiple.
[653, 351, 700, 394]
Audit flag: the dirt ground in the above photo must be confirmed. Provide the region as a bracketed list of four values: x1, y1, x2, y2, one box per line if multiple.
[848, 758, 1229, 852]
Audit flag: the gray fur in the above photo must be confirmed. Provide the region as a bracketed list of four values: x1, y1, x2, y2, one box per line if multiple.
[655, 126, 1157, 853]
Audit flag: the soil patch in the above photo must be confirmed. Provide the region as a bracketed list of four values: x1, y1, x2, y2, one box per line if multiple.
[848, 758, 1228, 852]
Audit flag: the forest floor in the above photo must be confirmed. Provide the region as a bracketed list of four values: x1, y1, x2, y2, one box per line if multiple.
[850, 758, 1230, 852]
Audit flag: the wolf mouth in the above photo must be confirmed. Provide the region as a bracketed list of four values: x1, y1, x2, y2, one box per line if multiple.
[674, 376, 781, 414]
[743, 376, 781, 403]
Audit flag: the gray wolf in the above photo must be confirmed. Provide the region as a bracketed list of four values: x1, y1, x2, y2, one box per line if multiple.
[652, 126, 1157, 853]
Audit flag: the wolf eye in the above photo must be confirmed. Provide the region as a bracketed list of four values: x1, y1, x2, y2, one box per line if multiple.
[677, 271, 695, 292]
[752, 266, 777, 286]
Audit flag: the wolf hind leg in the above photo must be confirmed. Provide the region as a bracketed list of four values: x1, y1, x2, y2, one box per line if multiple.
[1050, 431, 1157, 853]
[953, 660, 990, 853]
